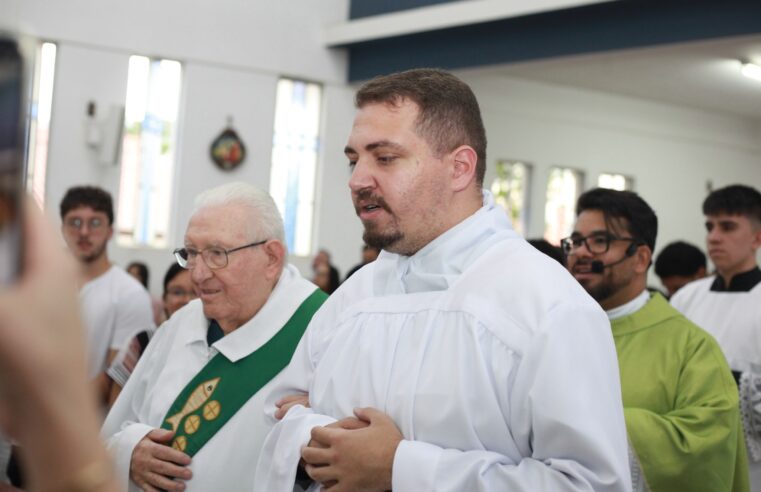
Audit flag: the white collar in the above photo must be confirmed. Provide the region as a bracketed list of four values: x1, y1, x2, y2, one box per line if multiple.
[606, 289, 650, 321]
[378, 190, 518, 294]
[184, 264, 317, 362]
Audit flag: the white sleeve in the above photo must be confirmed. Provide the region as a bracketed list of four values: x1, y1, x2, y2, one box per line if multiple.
[111, 287, 155, 350]
[102, 323, 170, 491]
[391, 302, 631, 492]
[255, 304, 340, 492]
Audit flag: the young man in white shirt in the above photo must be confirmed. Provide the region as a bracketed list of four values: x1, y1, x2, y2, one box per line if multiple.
[59, 186, 154, 403]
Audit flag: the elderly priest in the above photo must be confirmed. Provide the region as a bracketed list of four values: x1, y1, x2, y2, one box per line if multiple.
[102, 182, 326, 491]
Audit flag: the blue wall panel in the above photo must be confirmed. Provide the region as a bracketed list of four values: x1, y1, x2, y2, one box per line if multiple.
[344, 1, 761, 82]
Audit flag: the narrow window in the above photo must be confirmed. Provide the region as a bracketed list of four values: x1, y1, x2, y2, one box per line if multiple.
[116, 56, 182, 248]
[490, 160, 531, 235]
[269, 78, 322, 256]
[25, 42, 57, 207]
[598, 173, 634, 191]
[544, 167, 584, 244]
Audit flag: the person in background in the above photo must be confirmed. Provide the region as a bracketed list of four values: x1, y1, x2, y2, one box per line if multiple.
[162, 262, 197, 318]
[564, 188, 748, 492]
[127, 261, 149, 289]
[106, 263, 199, 406]
[671, 184, 761, 486]
[527, 238, 564, 265]
[0, 201, 120, 492]
[128, 260, 167, 327]
[59, 186, 154, 405]
[653, 241, 707, 297]
[344, 244, 380, 280]
[311, 249, 340, 294]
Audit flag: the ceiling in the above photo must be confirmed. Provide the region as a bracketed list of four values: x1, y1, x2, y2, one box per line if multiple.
[465, 33, 761, 121]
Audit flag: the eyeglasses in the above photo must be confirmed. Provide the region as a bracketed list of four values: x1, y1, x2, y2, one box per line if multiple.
[560, 232, 635, 256]
[64, 217, 107, 231]
[173, 240, 267, 270]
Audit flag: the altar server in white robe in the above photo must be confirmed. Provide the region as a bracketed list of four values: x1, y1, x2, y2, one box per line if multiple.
[255, 68, 631, 492]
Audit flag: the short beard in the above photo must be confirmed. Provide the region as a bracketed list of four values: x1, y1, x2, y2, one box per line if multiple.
[80, 243, 107, 264]
[581, 280, 615, 304]
[363, 228, 403, 253]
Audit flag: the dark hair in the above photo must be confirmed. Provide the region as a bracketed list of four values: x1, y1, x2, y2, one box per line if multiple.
[654, 241, 706, 278]
[163, 263, 186, 295]
[127, 262, 149, 288]
[59, 186, 114, 225]
[576, 188, 658, 253]
[703, 184, 761, 223]
[527, 239, 564, 265]
[355, 68, 487, 186]
[327, 266, 340, 295]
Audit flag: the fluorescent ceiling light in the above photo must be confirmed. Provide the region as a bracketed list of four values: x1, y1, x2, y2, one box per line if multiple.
[741, 61, 761, 82]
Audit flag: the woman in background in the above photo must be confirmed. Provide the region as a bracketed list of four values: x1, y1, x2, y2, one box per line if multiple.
[106, 263, 197, 406]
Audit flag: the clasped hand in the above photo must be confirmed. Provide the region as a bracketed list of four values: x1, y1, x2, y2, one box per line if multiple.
[301, 407, 402, 492]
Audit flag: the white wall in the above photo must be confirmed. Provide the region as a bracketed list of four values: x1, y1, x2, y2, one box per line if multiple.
[462, 73, 761, 286]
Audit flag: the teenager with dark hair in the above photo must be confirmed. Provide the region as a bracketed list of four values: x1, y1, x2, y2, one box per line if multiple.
[672, 184, 761, 486]
[654, 241, 707, 296]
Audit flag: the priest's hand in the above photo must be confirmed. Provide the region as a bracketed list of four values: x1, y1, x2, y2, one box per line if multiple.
[301, 407, 402, 492]
[274, 393, 310, 420]
[130, 428, 192, 492]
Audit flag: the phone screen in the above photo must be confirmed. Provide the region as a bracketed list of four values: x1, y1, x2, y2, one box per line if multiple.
[0, 38, 25, 285]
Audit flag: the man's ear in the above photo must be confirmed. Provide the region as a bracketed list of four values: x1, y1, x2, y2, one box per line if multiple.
[263, 240, 286, 280]
[752, 224, 761, 251]
[450, 145, 478, 192]
[634, 245, 652, 274]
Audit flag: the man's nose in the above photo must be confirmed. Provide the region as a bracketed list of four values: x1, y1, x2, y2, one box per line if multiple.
[348, 158, 374, 193]
[190, 260, 213, 284]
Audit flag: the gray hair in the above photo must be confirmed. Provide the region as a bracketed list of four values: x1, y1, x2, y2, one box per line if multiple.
[192, 182, 285, 245]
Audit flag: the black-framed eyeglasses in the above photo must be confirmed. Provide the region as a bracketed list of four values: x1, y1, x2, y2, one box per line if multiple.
[560, 232, 635, 256]
[173, 240, 268, 270]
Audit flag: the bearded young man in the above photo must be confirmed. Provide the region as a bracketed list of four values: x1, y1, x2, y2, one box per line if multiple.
[255, 69, 631, 492]
[566, 188, 748, 492]
[59, 186, 154, 403]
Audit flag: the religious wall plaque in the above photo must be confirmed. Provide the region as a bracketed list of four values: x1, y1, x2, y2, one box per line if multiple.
[210, 121, 246, 171]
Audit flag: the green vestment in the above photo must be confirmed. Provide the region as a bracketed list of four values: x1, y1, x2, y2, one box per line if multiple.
[612, 293, 749, 492]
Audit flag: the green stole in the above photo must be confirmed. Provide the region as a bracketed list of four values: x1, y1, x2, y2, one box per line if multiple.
[160, 288, 327, 456]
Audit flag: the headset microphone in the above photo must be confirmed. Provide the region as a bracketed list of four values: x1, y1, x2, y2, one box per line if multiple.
[590, 260, 605, 274]
[588, 241, 640, 274]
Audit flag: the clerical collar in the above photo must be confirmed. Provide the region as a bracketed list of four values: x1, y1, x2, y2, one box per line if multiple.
[606, 290, 650, 321]
[710, 266, 761, 292]
[207, 319, 225, 346]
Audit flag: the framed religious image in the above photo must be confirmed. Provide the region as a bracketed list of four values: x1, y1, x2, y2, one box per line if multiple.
[210, 122, 246, 171]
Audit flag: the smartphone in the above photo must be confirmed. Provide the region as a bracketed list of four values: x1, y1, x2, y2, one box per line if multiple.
[0, 37, 26, 285]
